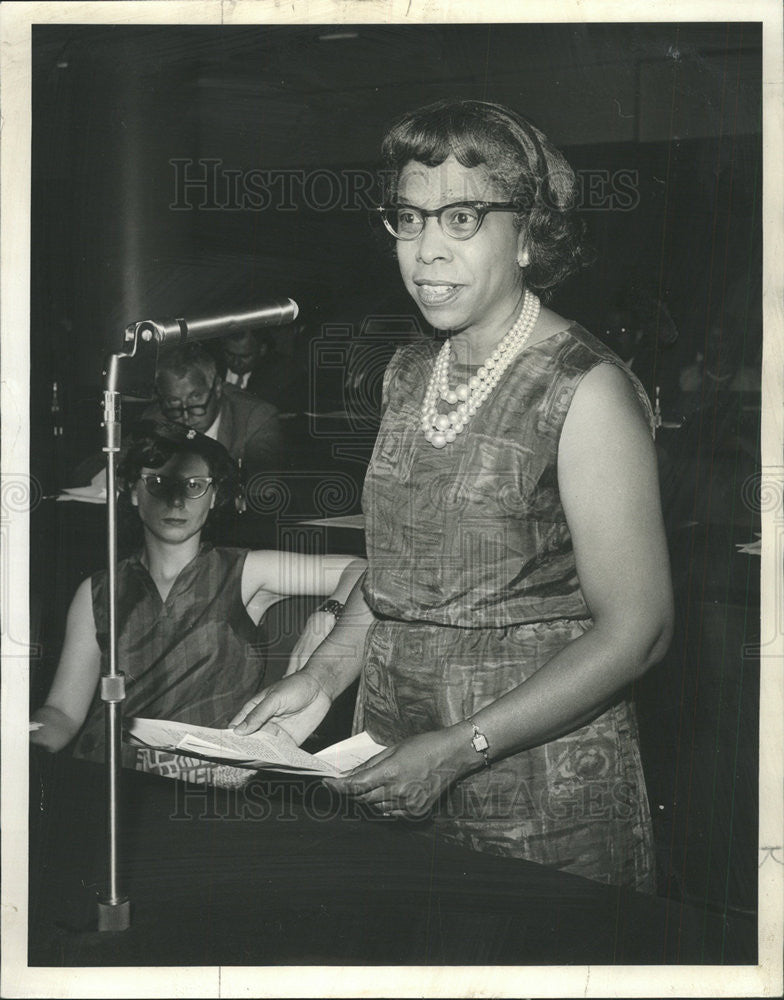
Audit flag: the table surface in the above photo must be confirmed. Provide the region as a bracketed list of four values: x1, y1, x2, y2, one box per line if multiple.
[27, 751, 756, 968]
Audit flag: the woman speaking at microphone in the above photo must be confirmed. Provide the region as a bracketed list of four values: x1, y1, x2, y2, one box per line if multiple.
[231, 99, 673, 891]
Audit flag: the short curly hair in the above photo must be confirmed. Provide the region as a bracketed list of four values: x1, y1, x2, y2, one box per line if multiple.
[380, 99, 592, 300]
[118, 420, 238, 511]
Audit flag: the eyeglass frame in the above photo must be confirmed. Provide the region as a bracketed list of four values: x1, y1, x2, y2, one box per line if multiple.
[373, 200, 520, 241]
[157, 377, 219, 420]
[140, 474, 215, 500]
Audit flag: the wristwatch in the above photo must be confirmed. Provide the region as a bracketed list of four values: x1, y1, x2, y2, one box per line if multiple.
[469, 721, 490, 767]
[316, 598, 345, 620]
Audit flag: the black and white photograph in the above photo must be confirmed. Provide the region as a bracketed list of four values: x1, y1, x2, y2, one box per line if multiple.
[2, 1, 782, 997]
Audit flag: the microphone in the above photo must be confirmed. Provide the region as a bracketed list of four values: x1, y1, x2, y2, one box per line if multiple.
[123, 299, 299, 349]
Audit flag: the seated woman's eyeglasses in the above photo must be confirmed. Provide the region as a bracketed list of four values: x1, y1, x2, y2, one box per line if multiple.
[141, 475, 215, 500]
[375, 201, 518, 241]
[159, 379, 217, 419]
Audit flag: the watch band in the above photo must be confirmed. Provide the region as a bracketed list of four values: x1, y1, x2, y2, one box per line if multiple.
[316, 598, 345, 619]
[469, 721, 490, 767]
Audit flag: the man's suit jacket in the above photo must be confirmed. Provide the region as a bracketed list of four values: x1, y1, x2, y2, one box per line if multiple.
[219, 358, 308, 414]
[143, 383, 281, 475]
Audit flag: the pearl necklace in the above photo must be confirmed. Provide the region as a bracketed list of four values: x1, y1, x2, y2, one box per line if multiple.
[421, 290, 541, 448]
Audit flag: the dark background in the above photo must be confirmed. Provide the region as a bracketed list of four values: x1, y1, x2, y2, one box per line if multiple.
[29, 21, 762, 927]
[31, 21, 762, 485]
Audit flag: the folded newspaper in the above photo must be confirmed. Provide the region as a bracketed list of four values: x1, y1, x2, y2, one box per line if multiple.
[126, 717, 386, 777]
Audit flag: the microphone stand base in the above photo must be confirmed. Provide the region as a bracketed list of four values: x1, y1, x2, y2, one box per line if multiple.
[97, 896, 131, 932]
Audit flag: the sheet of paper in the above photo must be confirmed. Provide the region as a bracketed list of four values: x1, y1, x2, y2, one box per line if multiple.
[56, 485, 107, 504]
[126, 717, 350, 775]
[314, 731, 387, 772]
[176, 731, 338, 775]
[736, 532, 762, 555]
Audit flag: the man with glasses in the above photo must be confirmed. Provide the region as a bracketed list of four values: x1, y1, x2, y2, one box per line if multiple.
[144, 343, 281, 475]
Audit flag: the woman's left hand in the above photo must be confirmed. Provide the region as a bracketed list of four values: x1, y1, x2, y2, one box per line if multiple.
[324, 728, 467, 819]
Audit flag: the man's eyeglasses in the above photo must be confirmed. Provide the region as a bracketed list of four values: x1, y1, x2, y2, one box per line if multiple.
[159, 379, 217, 420]
[374, 201, 518, 241]
[140, 475, 215, 500]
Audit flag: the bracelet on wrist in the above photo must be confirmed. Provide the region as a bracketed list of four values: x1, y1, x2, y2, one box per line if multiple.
[316, 598, 345, 620]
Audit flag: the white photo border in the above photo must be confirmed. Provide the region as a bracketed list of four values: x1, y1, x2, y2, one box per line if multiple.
[2, 1, 782, 997]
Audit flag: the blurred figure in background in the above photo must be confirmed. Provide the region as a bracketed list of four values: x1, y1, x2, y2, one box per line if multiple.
[221, 327, 265, 391]
[217, 326, 308, 415]
[636, 244, 762, 907]
[601, 285, 680, 410]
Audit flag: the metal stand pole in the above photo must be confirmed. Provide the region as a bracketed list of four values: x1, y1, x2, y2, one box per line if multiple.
[97, 353, 131, 931]
[89, 307, 266, 929]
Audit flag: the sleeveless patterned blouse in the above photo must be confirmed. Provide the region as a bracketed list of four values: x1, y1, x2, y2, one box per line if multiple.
[74, 544, 266, 785]
[357, 323, 656, 891]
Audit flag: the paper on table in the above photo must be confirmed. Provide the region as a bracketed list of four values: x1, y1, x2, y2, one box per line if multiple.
[126, 717, 385, 776]
[297, 514, 364, 530]
[736, 532, 762, 555]
[57, 485, 107, 504]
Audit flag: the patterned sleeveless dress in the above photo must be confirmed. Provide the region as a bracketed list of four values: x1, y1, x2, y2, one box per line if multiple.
[74, 544, 266, 785]
[356, 323, 656, 892]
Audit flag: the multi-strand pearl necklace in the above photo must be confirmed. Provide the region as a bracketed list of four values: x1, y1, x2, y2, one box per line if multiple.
[421, 289, 541, 448]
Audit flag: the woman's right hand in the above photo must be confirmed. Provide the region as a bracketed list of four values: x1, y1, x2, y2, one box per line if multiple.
[229, 672, 332, 745]
[284, 611, 337, 676]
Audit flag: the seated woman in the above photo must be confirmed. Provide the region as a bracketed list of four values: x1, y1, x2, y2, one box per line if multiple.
[30, 420, 365, 783]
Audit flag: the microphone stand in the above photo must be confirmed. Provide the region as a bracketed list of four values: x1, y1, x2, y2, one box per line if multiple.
[95, 327, 158, 932]
[96, 353, 131, 930]
[93, 301, 292, 930]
